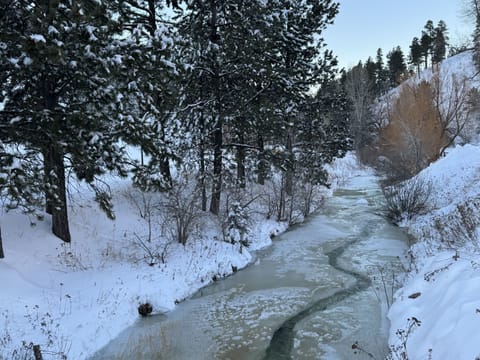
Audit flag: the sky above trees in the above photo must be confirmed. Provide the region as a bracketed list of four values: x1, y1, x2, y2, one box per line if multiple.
[324, 0, 474, 70]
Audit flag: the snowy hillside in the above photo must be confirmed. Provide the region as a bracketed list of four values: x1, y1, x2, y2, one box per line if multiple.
[387, 52, 480, 359]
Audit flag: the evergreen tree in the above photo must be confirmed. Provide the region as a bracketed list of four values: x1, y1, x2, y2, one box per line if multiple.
[421, 20, 435, 68]
[387, 46, 407, 85]
[261, 0, 339, 200]
[432, 20, 448, 64]
[364, 57, 378, 90]
[177, 0, 340, 215]
[409, 37, 423, 74]
[375, 48, 389, 92]
[297, 79, 351, 187]
[0, 0, 130, 242]
[118, 0, 182, 191]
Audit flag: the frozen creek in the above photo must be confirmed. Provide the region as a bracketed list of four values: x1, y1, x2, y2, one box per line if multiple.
[91, 175, 408, 360]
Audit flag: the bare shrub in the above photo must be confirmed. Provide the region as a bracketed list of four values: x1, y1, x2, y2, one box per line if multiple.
[125, 190, 157, 243]
[382, 177, 432, 223]
[430, 196, 480, 248]
[259, 176, 287, 222]
[368, 264, 402, 309]
[161, 176, 203, 246]
[131, 233, 172, 266]
[123, 189, 173, 265]
[386, 317, 423, 360]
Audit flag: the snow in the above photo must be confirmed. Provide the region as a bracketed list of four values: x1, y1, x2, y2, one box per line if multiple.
[0, 154, 367, 359]
[3, 45, 477, 359]
[388, 143, 480, 359]
[30, 34, 46, 43]
[387, 51, 480, 360]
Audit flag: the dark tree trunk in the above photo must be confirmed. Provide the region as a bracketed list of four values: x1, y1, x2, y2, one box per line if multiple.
[277, 175, 286, 221]
[159, 147, 172, 189]
[257, 135, 266, 185]
[236, 132, 246, 189]
[45, 145, 71, 243]
[33, 345, 43, 360]
[199, 148, 207, 211]
[0, 225, 5, 259]
[285, 131, 294, 196]
[147, 0, 157, 33]
[199, 116, 207, 211]
[209, 123, 222, 215]
[208, 0, 222, 215]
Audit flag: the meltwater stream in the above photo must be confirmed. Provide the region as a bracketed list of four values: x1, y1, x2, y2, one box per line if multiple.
[91, 175, 408, 360]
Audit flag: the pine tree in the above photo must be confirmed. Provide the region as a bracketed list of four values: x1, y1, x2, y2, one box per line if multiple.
[387, 46, 407, 85]
[0, 0, 130, 242]
[410, 37, 423, 74]
[375, 48, 389, 93]
[365, 57, 377, 88]
[261, 0, 339, 199]
[176, 0, 340, 216]
[432, 20, 448, 64]
[421, 20, 435, 69]
[118, 0, 181, 191]
[299, 78, 351, 183]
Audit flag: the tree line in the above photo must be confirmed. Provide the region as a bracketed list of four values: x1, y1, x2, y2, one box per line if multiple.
[344, 19, 450, 98]
[0, 0, 351, 258]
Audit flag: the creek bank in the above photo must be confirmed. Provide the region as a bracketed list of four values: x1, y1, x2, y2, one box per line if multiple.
[91, 174, 408, 360]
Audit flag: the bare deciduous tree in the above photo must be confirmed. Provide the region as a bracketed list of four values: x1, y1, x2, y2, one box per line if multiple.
[431, 73, 475, 154]
[344, 64, 375, 154]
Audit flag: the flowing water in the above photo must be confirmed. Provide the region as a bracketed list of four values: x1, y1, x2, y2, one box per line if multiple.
[91, 175, 408, 360]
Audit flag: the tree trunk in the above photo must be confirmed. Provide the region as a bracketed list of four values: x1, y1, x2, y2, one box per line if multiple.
[209, 122, 222, 215]
[285, 131, 294, 196]
[199, 119, 207, 211]
[277, 175, 286, 221]
[33, 345, 43, 360]
[159, 149, 172, 189]
[45, 145, 71, 243]
[208, 0, 222, 215]
[257, 135, 266, 185]
[0, 225, 5, 259]
[236, 132, 246, 189]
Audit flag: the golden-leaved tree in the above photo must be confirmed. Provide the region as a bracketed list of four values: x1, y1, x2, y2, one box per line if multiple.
[375, 71, 474, 184]
[378, 80, 449, 181]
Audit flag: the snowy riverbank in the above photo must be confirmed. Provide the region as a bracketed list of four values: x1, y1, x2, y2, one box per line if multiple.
[0, 153, 370, 359]
[387, 144, 480, 359]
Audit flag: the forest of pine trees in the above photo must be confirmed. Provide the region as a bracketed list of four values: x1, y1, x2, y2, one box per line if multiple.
[0, 0, 352, 256]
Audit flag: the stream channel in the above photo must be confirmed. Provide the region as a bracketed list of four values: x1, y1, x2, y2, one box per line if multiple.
[91, 175, 408, 360]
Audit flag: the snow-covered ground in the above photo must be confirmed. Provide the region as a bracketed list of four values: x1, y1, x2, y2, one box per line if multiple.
[387, 144, 480, 360]
[386, 51, 480, 359]
[0, 153, 368, 359]
[2, 49, 479, 360]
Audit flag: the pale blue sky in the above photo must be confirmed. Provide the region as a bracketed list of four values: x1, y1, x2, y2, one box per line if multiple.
[323, 0, 475, 70]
